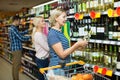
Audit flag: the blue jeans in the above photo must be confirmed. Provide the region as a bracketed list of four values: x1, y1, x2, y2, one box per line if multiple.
[35, 57, 49, 80]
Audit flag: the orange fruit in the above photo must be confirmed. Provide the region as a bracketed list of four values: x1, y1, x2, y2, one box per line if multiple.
[72, 75, 77, 80]
[82, 74, 93, 80]
[76, 73, 83, 79]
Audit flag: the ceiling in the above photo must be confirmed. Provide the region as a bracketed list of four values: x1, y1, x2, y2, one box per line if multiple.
[0, 0, 52, 12]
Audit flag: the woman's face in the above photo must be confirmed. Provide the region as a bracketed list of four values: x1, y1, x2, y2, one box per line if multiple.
[56, 12, 67, 26]
[38, 18, 46, 28]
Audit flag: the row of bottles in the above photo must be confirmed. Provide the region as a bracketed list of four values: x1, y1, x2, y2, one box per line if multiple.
[58, 0, 119, 15]
[69, 15, 120, 41]
[72, 42, 119, 69]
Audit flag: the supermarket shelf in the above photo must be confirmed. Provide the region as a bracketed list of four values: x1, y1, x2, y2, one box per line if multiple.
[72, 59, 120, 76]
[0, 54, 13, 64]
[66, 12, 107, 19]
[23, 46, 35, 51]
[23, 70, 38, 80]
[3, 49, 12, 54]
[71, 38, 120, 45]
[22, 66, 31, 73]
[3, 41, 10, 44]
[22, 57, 37, 66]
[4, 33, 8, 35]
[0, 33, 8, 35]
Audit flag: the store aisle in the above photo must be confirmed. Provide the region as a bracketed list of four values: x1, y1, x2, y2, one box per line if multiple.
[0, 57, 32, 80]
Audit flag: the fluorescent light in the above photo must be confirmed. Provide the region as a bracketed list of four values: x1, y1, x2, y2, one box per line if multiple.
[33, 0, 58, 8]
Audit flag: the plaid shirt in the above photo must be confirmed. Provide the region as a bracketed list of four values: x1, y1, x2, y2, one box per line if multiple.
[8, 25, 31, 51]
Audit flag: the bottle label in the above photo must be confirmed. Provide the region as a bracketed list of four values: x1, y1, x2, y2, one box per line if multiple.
[109, 0, 113, 3]
[86, 1, 89, 8]
[82, 3, 86, 12]
[118, 32, 120, 41]
[90, 1, 93, 8]
[109, 31, 113, 39]
[79, 4, 82, 12]
[94, 0, 98, 8]
[112, 32, 118, 40]
[104, 0, 109, 3]
[69, 8, 74, 14]
[100, 0, 104, 6]
[116, 62, 120, 69]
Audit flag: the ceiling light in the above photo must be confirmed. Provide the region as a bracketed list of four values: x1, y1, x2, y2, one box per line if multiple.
[33, 0, 58, 8]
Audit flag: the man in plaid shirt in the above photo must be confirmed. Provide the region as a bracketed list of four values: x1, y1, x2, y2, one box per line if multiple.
[8, 16, 31, 80]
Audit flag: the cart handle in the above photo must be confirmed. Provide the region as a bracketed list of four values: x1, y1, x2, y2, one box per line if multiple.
[40, 60, 85, 74]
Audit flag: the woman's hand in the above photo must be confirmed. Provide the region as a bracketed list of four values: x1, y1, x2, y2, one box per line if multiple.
[75, 39, 88, 49]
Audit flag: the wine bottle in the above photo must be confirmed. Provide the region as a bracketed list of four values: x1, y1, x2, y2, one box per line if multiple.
[100, 0, 104, 12]
[82, 0, 87, 14]
[86, 0, 90, 13]
[108, 17, 113, 40]
[109, 0, 114, 9]
[69, 0, 74, 15]
[73, 19, 78, 38]
[113, 17, 118, 41]
[116, 46, 120, 71]
[96, 17, 105, 40]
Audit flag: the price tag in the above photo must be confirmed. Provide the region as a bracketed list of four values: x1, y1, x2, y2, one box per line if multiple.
[110, 41, 117, 45]
[97, 68, 102, 74]
[115, 71, 120, 76]
[103, 40, 110, 44]
[84, 13, 89, 17]
[106, 70, 113, 77]
[114, 1, 120, 8]
[67, 15, 74, 19]
[114, 2, 118, 7]
[117, 42, 120, 45]
[89, 39, 95, 43]
[85, 64, 90, 67]
[102, 11, 107, 15]
[96, 40, 102, 43]
[71, 38, 77, 41]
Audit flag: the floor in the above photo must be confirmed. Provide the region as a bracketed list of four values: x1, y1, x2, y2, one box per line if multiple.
[0, 57, 33, 80]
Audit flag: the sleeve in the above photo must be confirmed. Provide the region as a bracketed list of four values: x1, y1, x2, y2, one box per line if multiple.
[20, 30, 29, 35]
[11, 27, 30, 41]
[35, 33, 49, 51]
[48, 32, 60, 47]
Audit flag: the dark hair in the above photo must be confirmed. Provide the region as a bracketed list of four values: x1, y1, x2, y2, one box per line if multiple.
[12, 16, 20, 22]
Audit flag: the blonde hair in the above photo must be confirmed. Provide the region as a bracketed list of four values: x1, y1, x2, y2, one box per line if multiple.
[49, 8, 65, 26]
[31, 16, 43, 44]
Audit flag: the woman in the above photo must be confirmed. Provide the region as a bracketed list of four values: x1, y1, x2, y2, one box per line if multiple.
[47, 8, 88, 78]
[32, 16, 49, 80]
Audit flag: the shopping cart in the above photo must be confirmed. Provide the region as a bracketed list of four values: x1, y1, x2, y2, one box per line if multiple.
[40, 60, 111, 80]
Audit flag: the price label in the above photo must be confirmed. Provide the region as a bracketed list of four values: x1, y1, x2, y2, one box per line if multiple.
[97, 68, 102, 74]
[89, 39, 95, 43]
[67, 15, 74, 19]
[115, 71, 120, 76]
[85, 64, 90, 67]
[117, 42, 120, 45]
[110, 41, 117, 45]
[71, 38, 77, 41]
[103, 40, 110, 44]
[102, 11, 107, 15]
[106, 70, 113, 77]
[96, 40, 102, 43]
